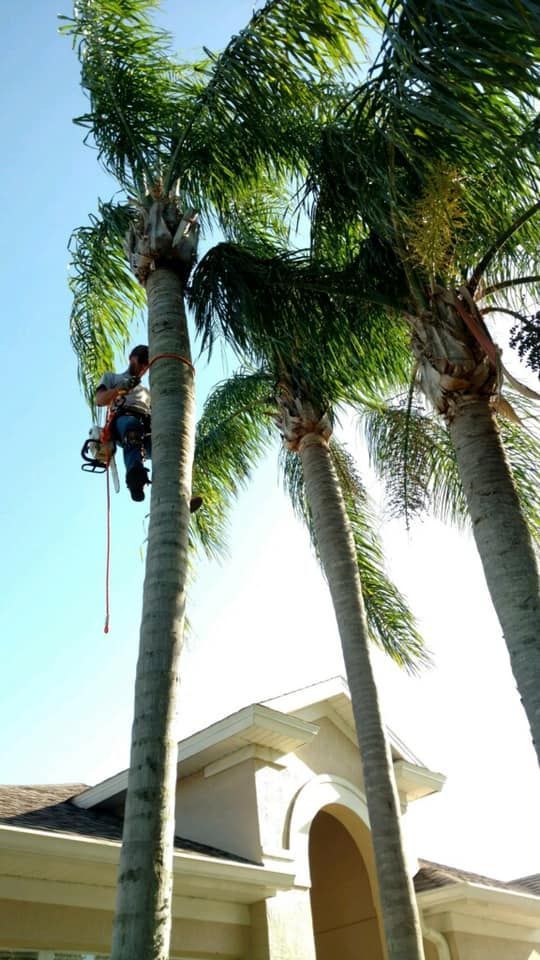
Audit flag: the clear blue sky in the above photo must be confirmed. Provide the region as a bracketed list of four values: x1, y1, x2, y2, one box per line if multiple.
[1, 0, 538, 883]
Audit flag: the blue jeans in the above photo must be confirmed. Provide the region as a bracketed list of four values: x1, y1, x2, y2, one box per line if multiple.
[113, 415, 152, 474]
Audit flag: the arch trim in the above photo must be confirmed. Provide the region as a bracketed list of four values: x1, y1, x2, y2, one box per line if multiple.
[287, 774, 370, 886]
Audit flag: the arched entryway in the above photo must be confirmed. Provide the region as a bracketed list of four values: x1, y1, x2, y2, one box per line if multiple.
[309, 809, 385, 960]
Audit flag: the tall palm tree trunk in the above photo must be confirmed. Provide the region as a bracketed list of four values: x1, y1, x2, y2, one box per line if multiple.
[111, 268, 195, 960]
[449, 397, 540, 760]
[299, 433, 425, 960]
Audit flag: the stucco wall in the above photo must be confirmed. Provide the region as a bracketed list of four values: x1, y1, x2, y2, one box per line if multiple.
[448, 931, 540, 960]
[0, 898, 248, 958]
[0, 899, 113, 953]
[254, 716, 365, 855]
[250, 891, 317, 960]
[175, 759, 262, 862]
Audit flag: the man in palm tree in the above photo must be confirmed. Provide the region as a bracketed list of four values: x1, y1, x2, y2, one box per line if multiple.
[96, 344, 152, 501]
[96, 345, 203, 510]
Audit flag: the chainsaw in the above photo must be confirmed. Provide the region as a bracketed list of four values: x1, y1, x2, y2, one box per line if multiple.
[81, 426, 120, 492]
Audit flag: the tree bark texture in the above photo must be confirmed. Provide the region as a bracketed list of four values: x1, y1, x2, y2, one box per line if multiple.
[299, 434, 425, 960]
[449, 397, 540, 761]
[111, 268, 195, 960]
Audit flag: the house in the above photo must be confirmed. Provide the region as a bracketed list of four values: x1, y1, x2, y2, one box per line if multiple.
[0, 677, 538, 959]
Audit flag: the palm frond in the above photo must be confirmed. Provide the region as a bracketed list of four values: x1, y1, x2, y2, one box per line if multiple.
[371, 0, 539, 162]
[189, 240, 411, 405]
[499, 423, 540, 543]
[69, 200, 146, 410]
[165, 0, 382, 212]
[360, 395, 468, 526]
[62, 0, 186, 193]
[219, 175, 295, 252]
[359, 390, 540, 542]
[281, 441, 429, 672]
[191, 370, 276, 559]
[469, 200, 540, 294]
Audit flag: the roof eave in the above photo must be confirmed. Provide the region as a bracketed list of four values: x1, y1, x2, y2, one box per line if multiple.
[73, 703, 319, 810]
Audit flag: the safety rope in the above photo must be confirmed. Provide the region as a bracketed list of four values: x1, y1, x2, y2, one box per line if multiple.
[100, 351, 194, 634]
[104, 463, 111, 634]
[146, 352, 195, 376]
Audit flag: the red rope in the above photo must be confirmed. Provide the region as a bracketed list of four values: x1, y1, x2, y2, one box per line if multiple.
[146, 352, 195, 376]
[104, 462, 111, 634]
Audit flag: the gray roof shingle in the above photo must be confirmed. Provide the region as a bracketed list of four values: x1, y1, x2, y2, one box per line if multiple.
[0, 784, 254, 864]
[414, 859, 540, 897]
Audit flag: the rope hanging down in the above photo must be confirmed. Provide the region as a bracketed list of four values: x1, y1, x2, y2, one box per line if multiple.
[102, 351, 196, 634]
[104, 464, 112, 634]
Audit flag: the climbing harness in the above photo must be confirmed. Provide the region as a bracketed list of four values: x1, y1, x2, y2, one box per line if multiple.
[80, 352, 195, 634]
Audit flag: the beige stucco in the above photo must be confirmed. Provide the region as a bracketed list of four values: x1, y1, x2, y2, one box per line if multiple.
[255, 716, 366, 856]
[176, 759, 261, 863]
[0, 900, 248, 958]
[250, 890, 317, 960]
[446, 932, 539, 960]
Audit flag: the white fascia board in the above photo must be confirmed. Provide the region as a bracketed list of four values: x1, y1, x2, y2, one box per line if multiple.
[386, 726, 424, 766]
[262, 675, 350, 713]
[72, 770, 128, 810]
[394, 760, 446, 802]
[419, 881, 540, 923]
[0, 823, 296, 899]
[74, 704, 318, 810]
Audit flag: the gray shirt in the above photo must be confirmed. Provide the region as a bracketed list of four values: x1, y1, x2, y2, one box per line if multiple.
[97, 370, 151, 416]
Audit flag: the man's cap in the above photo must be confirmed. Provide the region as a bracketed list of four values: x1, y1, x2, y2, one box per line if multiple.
[129, 344, 149, 363]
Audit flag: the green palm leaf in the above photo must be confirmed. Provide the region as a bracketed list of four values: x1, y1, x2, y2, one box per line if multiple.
[189, 239, 411, 401]
[68, 200, 146, 410]
[359, 391, 540, 541]
[61, 0, 184, 193]
[191, 370, 275, 559]
[62, 0, 382, 209]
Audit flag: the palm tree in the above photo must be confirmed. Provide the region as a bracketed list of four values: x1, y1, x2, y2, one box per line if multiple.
[63, 1, 378, 957]
[306, 0, 540, 760]
[190, 239, 429, 960]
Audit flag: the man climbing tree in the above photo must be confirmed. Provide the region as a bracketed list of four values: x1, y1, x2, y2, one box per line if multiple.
[96, 344, 151, 501]
[96, 344, 203, 508]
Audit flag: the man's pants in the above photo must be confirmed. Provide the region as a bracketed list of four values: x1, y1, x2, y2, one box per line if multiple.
[113, 415, 152, 474]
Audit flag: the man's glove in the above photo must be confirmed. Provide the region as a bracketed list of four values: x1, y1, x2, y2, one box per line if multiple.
[117, 374, 140, 392]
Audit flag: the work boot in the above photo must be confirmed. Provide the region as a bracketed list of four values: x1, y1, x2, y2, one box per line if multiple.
[190, 496, 203, 514]
[126, 463, 150, 502]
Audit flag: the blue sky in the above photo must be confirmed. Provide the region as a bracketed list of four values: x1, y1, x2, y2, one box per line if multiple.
[1, 0, 538, 882]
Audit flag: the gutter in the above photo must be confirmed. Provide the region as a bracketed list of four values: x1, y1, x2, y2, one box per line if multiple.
[422, 921, 451, 960]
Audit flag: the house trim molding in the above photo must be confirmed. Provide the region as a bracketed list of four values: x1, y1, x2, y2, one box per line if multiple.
[286, 774, 370, 887]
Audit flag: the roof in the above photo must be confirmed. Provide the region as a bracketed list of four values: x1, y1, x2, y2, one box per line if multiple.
[34, 678, 443, 813]
[414, 859, 540, 898]
[74, 704, 319, 811]
[0, 784, 253, 864]
[512, 875, 540, 896]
